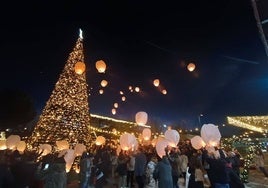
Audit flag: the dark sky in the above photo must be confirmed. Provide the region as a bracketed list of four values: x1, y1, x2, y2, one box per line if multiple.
[1, 1, 268, 132]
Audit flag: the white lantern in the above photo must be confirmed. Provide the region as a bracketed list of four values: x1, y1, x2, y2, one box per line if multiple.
[112, 108, 116, 115]
[153, 79, 160, 87]
[162, 89, 167, 95]
[64, 149, 75, 172]
[101, 80, 108, 87]
[16, 141, 26, 153]
[120, 91, 124, 95]
[201, 124, 221, 146]
[190, 136, 206, 150]
[96, 60, 106, 73]
[119, 133, 136, 151]
[39, 144, 52, 156]
[135, 111, 148, 126]
[156, 139, 170, 158]
[121, 96, 126, 102]
[74, 143, 86, 156]
[99, 89, 104, 94]
[164, 130, 180, 147]
[187, 63, 196, 72]
[56, 140, 69, 151]
[135, 87, 140, 92]
[114, 103, 118, 108]
[142, 128, 151, 141]
[96, 136, 106, 145]
[0, 140, 6, 150]
[6, 135, 21, 150]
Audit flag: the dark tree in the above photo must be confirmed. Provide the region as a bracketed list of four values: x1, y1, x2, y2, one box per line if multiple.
[0, 89, 36, 130]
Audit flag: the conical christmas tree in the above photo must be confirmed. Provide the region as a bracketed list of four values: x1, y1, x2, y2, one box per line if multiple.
[27, 30, 91, 150]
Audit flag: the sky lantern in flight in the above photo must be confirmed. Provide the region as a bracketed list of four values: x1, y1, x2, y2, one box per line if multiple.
[120, 91, 124, 95]
[135, 111, 148, 126]
[153, 79, 160, 87]
[100, 80, 108, 87]
[135, 87, 140, 92]
[162, 89, 167, 95]
[114, 103, 118, 108]
[112, 108, 116, 115]
[142, 128, 151, 141]
[95, 60, 106, 73]
[99, 89, 104, 94]
[121, 96, 126, 101]
[187, 62, 196, 72]
[74, 61, 86, 75]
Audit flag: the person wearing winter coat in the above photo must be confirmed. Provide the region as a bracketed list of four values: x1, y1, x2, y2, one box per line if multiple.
[145, 156, 158, 188]
[153, 155, 173, 188]
[35, 156, 67, 188]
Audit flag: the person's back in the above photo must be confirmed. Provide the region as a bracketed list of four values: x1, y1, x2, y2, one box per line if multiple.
[154, 156, 173, 188]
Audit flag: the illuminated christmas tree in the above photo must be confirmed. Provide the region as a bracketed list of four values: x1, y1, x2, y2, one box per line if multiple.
[27, 30, 91, 150]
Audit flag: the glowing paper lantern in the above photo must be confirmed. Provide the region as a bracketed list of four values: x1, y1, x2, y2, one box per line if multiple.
[164, 129, 180, 147]
[156, 139, 170, 158]
[142, 128, 151, 141]
[135, 87, 140, 92]
[112, 108, 116, 115]
[129, 86, 132, 90]
[162, 89, 167, 95]
[39, 144, 52, 156]
[151, 138, 158, 147]
[6, 135, 21, 150]
[74, 61, 86, 75]
[99, 89, 104, 94]
[120, 91, 124, 95]
[16, 141, 26, 153]
[96, 136, 106, 145]
[187, 63, 196, 72]
[64, 149, 75, 172]
[201, 124, 221, 146]
[135, 111, 148, 126]
[56, 140, 69, 151]
[101, 80, 108, 87]
[114, 103, 118, 108]
[96, 60, 106, 73]
[0, 140, 6, 150]
[119, 133, 136, 151]
[190, 136, 206, 150]
[121, 96, 126, 101]
[153, 79, 160, 87]
[74, 143, 86, 156]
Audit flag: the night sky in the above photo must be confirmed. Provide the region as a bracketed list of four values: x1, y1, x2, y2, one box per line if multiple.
[1, 1, 268, 133]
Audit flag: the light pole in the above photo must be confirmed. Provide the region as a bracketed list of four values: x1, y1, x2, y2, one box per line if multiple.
[198, 114, 203, 126]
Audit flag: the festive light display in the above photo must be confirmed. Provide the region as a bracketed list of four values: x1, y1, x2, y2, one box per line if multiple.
[227, 116, 266, 132]
[187, 63, 196, 72]
[27, 32, 91, 150]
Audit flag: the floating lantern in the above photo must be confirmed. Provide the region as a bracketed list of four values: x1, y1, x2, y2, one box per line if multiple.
[39, 144, 52, 156]
[0, 140, 6, 150]
[162, 89, 167, 95]
[135, 87, 140, 92]
[121, 96, 126, 101]
[96, 136, 106, 146]
[190, 136, 206, 150]
[6, 135, 21, 150]
[201, 124, 221, 146]
[74, 143, 86, 156]
[74, 61, 86, 75]
[64, 149, 75, 172]
[56, 140, 69, 151]
[156, 139, 170, 158]
[112, 108, 116, 115]
[114, 103, 118, 108]
[142, 128, 151, 141]
[129, 86, 132, 90]
[187, 63, 196, 72]
[164, 129, 180, 147]
[135, 111, 148, 126]
[153, 79, 160, 87]
[99, 89, 104, 94]
[120, 91, 124, 95]
[95, 60, 106, 73]
[119, 133, 136, 151]
[16, 141, 26, 153]
[101, 80, 108, 87]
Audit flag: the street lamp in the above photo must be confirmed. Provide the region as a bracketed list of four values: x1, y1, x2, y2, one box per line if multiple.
[198, 114, 203, 126]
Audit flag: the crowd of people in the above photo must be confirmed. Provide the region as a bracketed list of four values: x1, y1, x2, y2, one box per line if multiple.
[0, 139, 267, 188]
